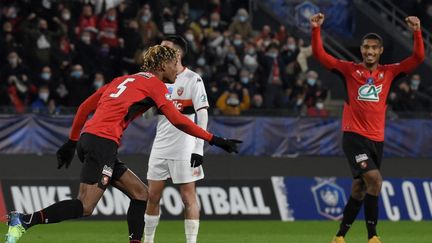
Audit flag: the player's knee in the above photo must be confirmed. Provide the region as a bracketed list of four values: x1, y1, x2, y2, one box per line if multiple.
[147, 190, 162, 204]
[181, 191, 197, 207]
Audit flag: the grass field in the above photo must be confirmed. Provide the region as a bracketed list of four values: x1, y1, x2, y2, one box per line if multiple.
[1, 220, 432, 243]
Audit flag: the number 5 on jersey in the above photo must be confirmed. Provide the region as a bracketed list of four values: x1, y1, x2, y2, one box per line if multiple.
[109, 78, 135, 98]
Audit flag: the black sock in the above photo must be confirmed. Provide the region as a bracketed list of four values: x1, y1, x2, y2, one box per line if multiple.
[364, 193, 379, 239]
[336, 196, 363, 237]
[22, 199, 83, 229]
[127, 199, 147, 243]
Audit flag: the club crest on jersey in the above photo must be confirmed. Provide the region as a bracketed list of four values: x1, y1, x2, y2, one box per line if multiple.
[357, 84, 382, 102]
[177, 87, 184, 96]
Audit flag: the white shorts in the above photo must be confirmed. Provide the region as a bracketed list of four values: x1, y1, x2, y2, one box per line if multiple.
[147, 157, 204, 184]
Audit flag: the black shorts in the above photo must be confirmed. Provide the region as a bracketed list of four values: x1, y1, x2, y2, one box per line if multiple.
[342, 132, 384, 179]
[77, 133, 128, 189]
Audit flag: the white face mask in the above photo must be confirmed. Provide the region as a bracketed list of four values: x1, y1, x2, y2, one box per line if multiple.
[81, 36, 91, 44]
[62, 13, 71, 21]
[316, 102, 324, 110]
[185, 33, 194, 41]
[39, 92, 49, 102]
[287, 44, 296, 51]
[410, 79, 420, 90]
[226, 97, 240, 106]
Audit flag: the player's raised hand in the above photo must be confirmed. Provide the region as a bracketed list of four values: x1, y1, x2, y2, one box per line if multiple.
[209, 135, 242, 153]
[406, 16, 421, 31]
[56, 139, 77, 169]
[310, 13, 325, 28]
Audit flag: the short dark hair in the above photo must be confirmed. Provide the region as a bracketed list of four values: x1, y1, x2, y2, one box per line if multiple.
[163, 35, 188, 55]
[361, 33, 383, 46]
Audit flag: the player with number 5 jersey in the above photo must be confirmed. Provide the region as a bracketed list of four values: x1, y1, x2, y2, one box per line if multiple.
[5, 45, 242, 243]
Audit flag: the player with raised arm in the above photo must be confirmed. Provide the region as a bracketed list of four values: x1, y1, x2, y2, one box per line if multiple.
[311, 13, 424, 243]
[143, 36, 207, 243]
[5, 45, 241, 243]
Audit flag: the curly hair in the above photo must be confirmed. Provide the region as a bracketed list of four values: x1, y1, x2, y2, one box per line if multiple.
[141, 45, 179, 72]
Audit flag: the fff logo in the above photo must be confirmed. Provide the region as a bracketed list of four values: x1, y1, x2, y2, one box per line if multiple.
[311, 177, 347, 220]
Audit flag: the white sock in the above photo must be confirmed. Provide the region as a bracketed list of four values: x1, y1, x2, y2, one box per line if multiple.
[144, 214, 160, 243]
[184, 219, 199, 243]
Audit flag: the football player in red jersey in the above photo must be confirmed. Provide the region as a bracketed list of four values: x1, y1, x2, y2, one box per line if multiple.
[5, 45, 241, 243]
[311, 13, 424, 243]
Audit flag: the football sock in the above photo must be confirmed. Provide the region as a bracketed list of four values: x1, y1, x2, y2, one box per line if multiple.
[143, 214, 160, 243]
[364, 193, 379, 239]
[22, 199, 83, 229]
[336, 196, 363, 237]
[127, 199, 147, 243]
[185, 219, 199, 243]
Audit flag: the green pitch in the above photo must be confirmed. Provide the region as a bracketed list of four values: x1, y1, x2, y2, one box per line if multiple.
[2, 220, 432, 243]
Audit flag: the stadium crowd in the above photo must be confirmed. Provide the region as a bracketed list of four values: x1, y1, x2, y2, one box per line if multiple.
[0, 0, 431, 117]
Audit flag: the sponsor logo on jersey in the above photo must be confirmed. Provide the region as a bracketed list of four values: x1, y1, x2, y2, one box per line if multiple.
[177, 87, 184, 96]
[357, 84, 382, 102]
[311, 178, 347, 220]
[355, 153, 368, 163]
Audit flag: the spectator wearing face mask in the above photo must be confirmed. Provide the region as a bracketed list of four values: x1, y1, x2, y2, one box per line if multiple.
[228, 8, 253, 40]
[137, 4, 162, 48]
[216, 83, 250, 115]
[73, 30, 99, 74]
[92, 72, 106, 91]
[281, 36, 301, 84]
[304, 70, 328, 108]
[0, 51, 30, 83]
[20, 15, 66, 68]
[98, 8, 121, 48]
[231, 34, 245, 57]
[243, 43, 259, 73]
[120, 20, 142, 73]
[31, 86, 59, 114]
[76, 4, 98, 39]
[258, 42, 288, 108]
[209, 12, 227, 33]
[65, 64, 91, 106]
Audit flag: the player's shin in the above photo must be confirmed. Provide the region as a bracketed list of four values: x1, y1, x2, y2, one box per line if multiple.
[22, 199, 84, 228]
[336, 196, 363, 237]
[185, 219, 199, 243]
[127, 199, 147, 243]
[364, 193, 379, 239]
[144, 214, 160, 243]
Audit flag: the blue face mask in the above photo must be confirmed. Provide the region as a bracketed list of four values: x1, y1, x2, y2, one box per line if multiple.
[240, 77, 249, 84]
[107, 15, 116, 21]
[307, 78, 317, 86]
[142, 15, 150, 22]
[41, 72, 51, 80]
[239, 16, 247, 23]
[233, 39, 242, 46]
[71, 70, 83, 79]
[267, 52, 277, 59]
[94, 80, 104, 89]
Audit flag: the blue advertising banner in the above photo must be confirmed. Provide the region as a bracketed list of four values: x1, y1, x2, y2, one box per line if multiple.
[272, 177, 432, 221]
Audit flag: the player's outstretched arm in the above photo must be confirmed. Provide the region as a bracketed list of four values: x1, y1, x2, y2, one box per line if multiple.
[57, 85, 107, 169]
[159, 103, 242, 153]
[310, 13, 341, 70]
[397, 16, 425, 74]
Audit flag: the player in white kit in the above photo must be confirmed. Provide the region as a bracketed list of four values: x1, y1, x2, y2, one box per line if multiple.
[144, 36, 209, 243]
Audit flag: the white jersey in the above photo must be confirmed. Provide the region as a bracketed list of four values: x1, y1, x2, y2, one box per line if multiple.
[150, 68, 209, 160]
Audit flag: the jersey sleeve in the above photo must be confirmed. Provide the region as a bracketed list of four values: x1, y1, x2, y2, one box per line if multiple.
[389, 30, 425, 76]
[69, 84, 109, 141]
[312, 26, 351, 74]
[159, 102, 213, 142]
[191, 75, 209, 111]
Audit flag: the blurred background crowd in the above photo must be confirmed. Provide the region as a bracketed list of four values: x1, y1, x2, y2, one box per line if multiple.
[0, 0, 431, 117]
